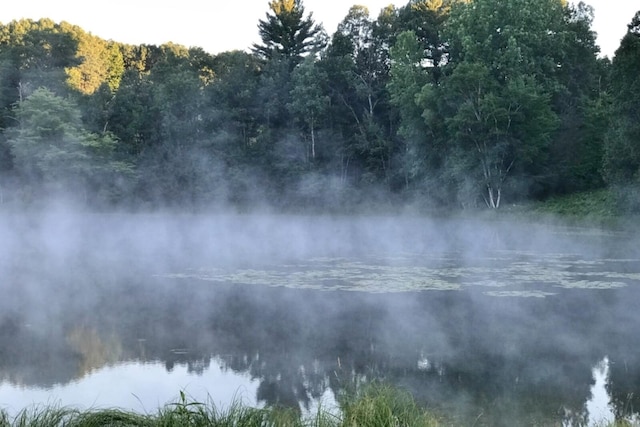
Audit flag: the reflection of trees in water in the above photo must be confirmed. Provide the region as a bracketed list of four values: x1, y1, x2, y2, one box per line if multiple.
[0, 311, 78, 386]
[3, 274, 640, 424]
[67, 327, 122, 376]
[601, 287, 640, 424]
[165, 356, 210, 375]
[202, 284, 608, 425]
[609, 366, 640, 421]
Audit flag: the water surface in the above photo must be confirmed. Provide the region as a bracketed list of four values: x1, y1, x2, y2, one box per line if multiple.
[1, 212, 639, 426]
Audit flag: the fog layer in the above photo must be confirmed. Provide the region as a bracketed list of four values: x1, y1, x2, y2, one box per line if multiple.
[1, 209, 640, 425]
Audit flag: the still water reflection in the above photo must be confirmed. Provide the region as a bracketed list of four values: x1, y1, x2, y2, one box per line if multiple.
[0, 360, 260, 415]
[585, 357, 614, 427]
[1, 213, 640, 426]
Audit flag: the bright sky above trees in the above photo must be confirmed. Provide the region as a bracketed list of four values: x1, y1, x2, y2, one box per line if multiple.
[0, 0, 636, 57]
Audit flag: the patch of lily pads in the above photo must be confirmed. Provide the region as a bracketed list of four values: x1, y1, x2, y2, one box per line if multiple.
[484, 290, 557, 298]
[161, 251, 640, 297]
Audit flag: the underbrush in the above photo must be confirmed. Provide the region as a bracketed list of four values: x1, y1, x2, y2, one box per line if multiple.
[533, 188, 619, 219]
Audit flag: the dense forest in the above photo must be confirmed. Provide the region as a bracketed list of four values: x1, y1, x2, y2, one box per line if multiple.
[0, 0, 638, 212]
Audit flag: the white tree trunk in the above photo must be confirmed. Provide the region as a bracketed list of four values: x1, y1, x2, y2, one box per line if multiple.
[310, 122, 315, 160]
[485, 184, 501, 209]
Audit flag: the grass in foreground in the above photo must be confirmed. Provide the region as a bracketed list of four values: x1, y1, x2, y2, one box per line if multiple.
[0, 385, 443, 427]
[5, 385, 636, 427]
[340, 384, 441, 427]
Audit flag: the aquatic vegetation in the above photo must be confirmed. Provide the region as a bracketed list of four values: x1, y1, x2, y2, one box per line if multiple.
[484, 290, 557, 298]
[162, 250, 640, 298]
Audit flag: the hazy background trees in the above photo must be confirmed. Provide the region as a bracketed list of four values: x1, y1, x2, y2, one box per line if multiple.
[0, 0, 637, 212]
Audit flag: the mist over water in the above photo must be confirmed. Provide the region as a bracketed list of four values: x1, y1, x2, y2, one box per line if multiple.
[1, 207, 640, 425]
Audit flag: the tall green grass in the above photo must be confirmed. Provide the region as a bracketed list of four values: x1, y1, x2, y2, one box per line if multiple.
[339, 383, 442, 427]
[3, 391, 637, 426]
[0, 384, 443, 427]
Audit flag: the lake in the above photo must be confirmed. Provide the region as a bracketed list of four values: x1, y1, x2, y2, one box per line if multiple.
[1, 211, 640, 426]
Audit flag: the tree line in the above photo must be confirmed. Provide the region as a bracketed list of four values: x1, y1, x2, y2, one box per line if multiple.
[0, 0, 638, 211]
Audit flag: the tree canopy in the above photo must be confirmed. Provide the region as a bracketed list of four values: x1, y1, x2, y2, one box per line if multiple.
[0, 2, 636, 212]
[252, 0, 325, 65]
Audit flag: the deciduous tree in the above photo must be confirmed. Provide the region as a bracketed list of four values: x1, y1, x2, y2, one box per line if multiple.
[6, 88, 132, 203]
[288, 57, 329, 161]
[602, 11, 640, 210]
[421, 0, 565, 207]
[388, 30, 433, 190]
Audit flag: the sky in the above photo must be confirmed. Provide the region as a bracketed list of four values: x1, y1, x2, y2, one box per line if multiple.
[0, 0, 637, 59]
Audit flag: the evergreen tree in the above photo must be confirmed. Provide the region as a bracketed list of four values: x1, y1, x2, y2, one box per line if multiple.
[252, 0, 324, 66]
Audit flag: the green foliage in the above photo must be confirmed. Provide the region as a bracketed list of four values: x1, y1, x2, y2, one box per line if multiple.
[157, 390, 211, 426]
[318, 5, 396, 189]
[0, 2, 635, 212]
[0, 384, 445, 427]
[602, 11, 640, 187]
[568, 92, 609, 190]
[252, 0, 324, 65]
[388, 34, 422, 134]
[250, 0, 330, 198]
[5, 88, 133, 203]
[418, 0, 588, 207]
[207, 50, 261, 153]
[130, 46, 225, 206]
[104, 69, 159, 156]
[8, 87, 89, 179]
[3, 406, 78, 427]
[541, 2, 608, 196]
[288, 57, 330, 161]
[388, 30, 437, 191]
[424, 61, 558, 207]
[599, 11, 640, 212]
[339, 383, 441, 427]
[63, 25, 125, 94]
[71, 409, 154, 427]
[393, 0, 452, 83]
[0, 19, 79, 98]
[446, 0, 566, 88]
[0, 19, 124, 98]
[533, 188, 618, 219]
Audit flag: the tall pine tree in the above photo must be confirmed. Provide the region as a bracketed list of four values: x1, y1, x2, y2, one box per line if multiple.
[252, 0, 324, 66]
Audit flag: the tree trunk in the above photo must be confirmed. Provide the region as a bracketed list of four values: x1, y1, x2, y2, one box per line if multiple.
[310, 116, 315, 160]
[485, 184, 501, 209]
[341, 153, 351, 184]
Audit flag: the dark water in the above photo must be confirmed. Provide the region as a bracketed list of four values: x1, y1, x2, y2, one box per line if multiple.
[1, 211, 640, 426]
